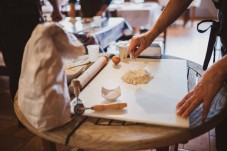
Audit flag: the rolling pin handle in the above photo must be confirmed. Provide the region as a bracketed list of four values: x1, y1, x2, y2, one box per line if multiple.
[71, 79, 81, 96]
[91, 103, 127, 111]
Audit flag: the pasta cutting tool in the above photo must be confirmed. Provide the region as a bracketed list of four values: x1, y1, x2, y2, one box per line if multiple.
[70, 79, 127, 115]
[70, 79, 85, 115]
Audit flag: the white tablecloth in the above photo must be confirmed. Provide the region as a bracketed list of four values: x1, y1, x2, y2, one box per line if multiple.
[59, 17, 128, 49]
[109, 2, 161, 28]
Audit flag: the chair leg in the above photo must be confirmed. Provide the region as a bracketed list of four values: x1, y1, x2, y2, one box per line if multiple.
[169, 144, 178, 151]
[191, 7, 196, 26]
[42, 139, 57, 151]
[163, 29, 167, 54]
[182, 9, 190, 27]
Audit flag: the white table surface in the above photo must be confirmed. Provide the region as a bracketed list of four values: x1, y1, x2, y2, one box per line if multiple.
[79, 58, 189, 128]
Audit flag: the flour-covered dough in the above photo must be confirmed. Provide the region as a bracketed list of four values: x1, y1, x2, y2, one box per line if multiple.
[122, 68, 153, 85]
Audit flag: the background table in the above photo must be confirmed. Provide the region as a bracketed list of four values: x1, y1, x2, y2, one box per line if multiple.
[109, 2, 161, 28]
[59, 17, 131, 50]
[14, 56, 227, 151]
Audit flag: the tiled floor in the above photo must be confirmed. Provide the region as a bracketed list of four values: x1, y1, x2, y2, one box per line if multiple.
[0, 20, 217, 151]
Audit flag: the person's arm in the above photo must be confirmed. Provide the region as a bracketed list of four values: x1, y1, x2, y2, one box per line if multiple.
[96, 0, 112, 16]
[177, 55, 227, 120]
[68, 0, 77, 17]
[48, 0, 63, 21]
[128, 0, 192, 57]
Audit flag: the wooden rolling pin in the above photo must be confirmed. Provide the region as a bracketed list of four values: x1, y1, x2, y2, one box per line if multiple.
[76, 56, 108, 89]
[82, 103, 127, 111]
[69, 56, 108, 95]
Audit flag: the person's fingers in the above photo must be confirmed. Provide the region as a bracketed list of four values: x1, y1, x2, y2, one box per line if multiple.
[176, 95, 194, 116]
[181, 98, 201, 118]
[202, 99, 212, 121]
[176, 91, 193, 109]
[128, 37, 139, 54]
[134, 45, 145, 57]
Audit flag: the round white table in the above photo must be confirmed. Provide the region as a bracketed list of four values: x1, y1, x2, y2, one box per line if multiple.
[14, 56, 227, 151]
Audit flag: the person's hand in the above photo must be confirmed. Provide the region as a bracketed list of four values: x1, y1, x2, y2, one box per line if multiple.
[128, 33, 153, 57]
[176, 65, 224, 121]
[51, 10, 63, 22]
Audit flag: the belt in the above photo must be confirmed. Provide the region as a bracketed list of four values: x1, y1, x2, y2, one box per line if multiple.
[197, 19, 220, 70]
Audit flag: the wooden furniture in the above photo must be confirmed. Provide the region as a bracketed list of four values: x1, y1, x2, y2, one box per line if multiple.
[59, 17, 130, 50]
[14, 56, 227, 151]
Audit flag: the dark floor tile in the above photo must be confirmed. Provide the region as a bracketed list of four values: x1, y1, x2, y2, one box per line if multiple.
[14, 127, 34, 140]
[0, 135, 26, 151]
[0, 91, 16, 121]
[56, 144, 73, 151]
[184, 133, 210, 151]
[0, 119, 19, 136]
[19, 136, 44, 151]
[20, 136, 73, 151]
[0, 146, 8, 151]
[210, 136, 217, 151]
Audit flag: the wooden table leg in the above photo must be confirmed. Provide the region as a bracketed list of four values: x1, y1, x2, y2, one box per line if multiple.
[182, 9, 190, 27]
[156, 146, 169, 151]
[163, 29, 167, 54]
[41, 139, 57, 151]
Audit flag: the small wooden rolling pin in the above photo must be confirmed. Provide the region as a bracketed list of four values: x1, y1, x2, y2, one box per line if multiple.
[82, 103, 127, 111]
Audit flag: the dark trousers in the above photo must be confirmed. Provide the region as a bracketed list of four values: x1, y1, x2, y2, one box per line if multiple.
[216, 115, 227, 151]
[0, 11, 41, 100]
[215, 45, 227, 151]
